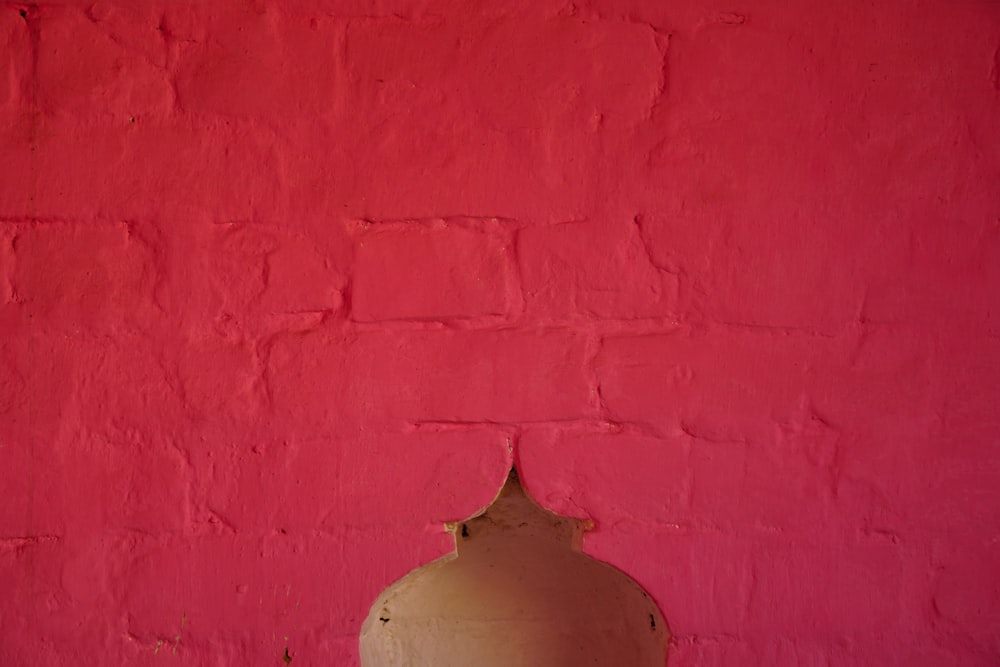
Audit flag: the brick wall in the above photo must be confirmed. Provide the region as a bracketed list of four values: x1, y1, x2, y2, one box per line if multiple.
[1, 1, 999, 665]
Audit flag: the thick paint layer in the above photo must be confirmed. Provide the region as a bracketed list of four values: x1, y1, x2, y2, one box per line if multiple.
[1, 1, 998, 665]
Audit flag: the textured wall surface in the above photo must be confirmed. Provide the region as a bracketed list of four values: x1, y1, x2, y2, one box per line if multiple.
[1, 1, 999, 665]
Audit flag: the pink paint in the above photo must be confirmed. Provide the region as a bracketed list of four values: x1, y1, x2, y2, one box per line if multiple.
[1, 1, 999, 665]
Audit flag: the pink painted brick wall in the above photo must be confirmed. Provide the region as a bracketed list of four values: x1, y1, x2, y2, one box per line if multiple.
[1, 1, 999, 665]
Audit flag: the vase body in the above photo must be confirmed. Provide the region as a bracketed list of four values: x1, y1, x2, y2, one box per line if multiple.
[360, 470, 668, 667]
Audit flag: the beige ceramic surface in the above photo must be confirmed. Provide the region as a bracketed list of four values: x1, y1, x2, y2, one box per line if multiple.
[360, 470, 669, 666]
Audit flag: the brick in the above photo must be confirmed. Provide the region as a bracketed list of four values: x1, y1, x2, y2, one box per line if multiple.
[932, 541, 1000, 642]
[636, 210, 875, 333]
[809, 329, 989, 538]
[518, 428, 690, 524]
[598, 326, 947, 446]
[687, 402, 841, 533]
[596, 329, 836, 442]
[168, 5, 339, 117]
[583, 530, 753, 638]
[155, 222, 258, 329]
[353, 221, 514, 321]
[518, 219, 678, 320]
[622, 4, 1000, 334]
[810, 327, 939, 432]
[69, 335, 188, 433]
[922, 450, 1000, 539]
[665, 639, 756, 667]
[669, 639, 971, 667]
[1, 334, 188, 536]
[154, 222, 347, 336]
[200, 427, 511, 532]
[176, 334, 261, 418]
[47, 429, 187, 534]
[0, 8, 31, 113]
[259, 231, 346, 315]
[745, 543, 918, 638]
[35, 5, 172, 118]
[121, 530, 450, 650]
[9, 223, 158, 332]
[689, 444, 834, 535]
[862, 220, 1000, 328]
[266, 328, 593, 432]
[0, 229, 14, 303]
[337, 14, 662, 221]
[835, 423, 1000, 545]
[0, 334, 100, 535]
[450, 16, 662, 131]
[0, 116, 288, 222]
[0, 537, 117, 661]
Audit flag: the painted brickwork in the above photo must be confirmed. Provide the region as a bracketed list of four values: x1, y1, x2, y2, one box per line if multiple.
[1, 1, 999, 665]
